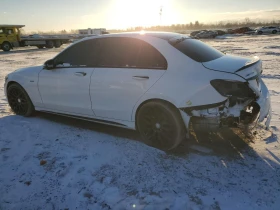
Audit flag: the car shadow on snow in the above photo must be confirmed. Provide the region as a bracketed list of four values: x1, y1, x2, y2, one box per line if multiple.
[34, 112, 277, 163]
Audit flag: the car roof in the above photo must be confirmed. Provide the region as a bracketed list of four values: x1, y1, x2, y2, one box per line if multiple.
[84, 31, 189, 41]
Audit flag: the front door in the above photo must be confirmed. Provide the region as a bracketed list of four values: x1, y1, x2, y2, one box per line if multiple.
[90, 37, 167, 121]
[39, 67, 94, 116]
[38, 38, 100, 116]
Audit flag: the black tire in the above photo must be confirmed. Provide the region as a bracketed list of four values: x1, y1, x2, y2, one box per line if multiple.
[1, 42, 11, 52]
[54, 41, 61, 48]
[46, 41, 54, 48]
[37, 45, 44, 49]
[7, 83, 35, 117]
[137, 101, 186, 150]
[258, 31, 263, 35]
[272, 30, 277, 34]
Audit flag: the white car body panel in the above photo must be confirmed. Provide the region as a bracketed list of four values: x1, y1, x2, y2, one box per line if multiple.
[38, 67, 94, 116]
[90, 67, 165, 121]
[4, 32, 272, 134]
[5, 66, 44, 107]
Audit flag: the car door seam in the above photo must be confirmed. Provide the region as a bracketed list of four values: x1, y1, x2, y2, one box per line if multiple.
[37, 69, 45, 107]
[89, 68, 96, 116]
[130, 69, 168, 121]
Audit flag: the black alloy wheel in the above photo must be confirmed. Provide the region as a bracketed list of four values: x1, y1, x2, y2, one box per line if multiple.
[137, 101, 185, 150]
[7, 84, 34, 116]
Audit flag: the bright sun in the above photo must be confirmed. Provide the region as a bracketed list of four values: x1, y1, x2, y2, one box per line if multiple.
[111, 0, 174, 28]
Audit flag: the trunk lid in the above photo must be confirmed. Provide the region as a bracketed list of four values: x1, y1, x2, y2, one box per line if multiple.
[202, 55, 262, 80]
[202, 54, 263, 96]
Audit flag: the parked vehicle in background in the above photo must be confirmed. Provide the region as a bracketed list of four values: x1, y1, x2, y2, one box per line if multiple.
[231, 27, 253, 34]
[256, 26, 279, 35]
[190, 30, 207, 37]
[195, 30, 217, 39]
[78, 28, 108, 35]
[4, 32, 271, 150]
[0, 25, 71, 51]
[214, 30, 226, 35]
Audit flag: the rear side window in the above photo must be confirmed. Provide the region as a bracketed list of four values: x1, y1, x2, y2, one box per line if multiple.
[137, 41, 167, 69]
[98, 37, 141, 68]
[54, 39, 99, 67]
[171, 39, 224, 62]
[98, 37, 167, 69]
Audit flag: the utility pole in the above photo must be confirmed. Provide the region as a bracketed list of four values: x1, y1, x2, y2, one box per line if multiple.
[159, 6, 163, 25]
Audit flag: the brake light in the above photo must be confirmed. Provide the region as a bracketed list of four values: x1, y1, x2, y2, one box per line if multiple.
[210, 79, 256, 98]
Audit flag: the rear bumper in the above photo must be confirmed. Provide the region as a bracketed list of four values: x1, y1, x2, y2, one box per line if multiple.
[256, 79, 271, 128]
[180, 78, 271, 132]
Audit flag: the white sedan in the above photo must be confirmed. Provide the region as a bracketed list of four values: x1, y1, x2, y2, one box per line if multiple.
[256, 26, 279, 35]
[4, 32, 272, 150]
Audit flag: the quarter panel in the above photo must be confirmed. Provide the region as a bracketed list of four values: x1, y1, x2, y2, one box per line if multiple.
[131, 41, 246, 121]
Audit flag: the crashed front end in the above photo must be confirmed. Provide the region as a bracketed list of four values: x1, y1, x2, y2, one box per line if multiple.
[182, 57, 272, 133]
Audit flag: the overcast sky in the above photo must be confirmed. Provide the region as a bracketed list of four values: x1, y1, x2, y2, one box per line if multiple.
[1, 0, 280, 32]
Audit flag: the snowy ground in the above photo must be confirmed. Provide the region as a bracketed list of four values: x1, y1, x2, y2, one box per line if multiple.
[0, 35, 279, 210]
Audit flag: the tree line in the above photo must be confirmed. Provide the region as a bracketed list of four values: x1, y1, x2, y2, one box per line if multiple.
[110, 18, 280, 33]
[23, 18, 280, 35]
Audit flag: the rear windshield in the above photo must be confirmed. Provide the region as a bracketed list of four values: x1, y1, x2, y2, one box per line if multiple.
[170, 39, 224, 62]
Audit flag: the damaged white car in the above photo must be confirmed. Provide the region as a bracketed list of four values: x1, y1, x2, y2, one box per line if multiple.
[4, 32, 271, 150]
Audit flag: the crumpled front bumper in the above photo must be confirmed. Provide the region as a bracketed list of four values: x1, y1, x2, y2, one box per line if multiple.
[256, 78, 271, 128]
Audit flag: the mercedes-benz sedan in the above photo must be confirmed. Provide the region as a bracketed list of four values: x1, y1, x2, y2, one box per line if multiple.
[4, 32, 271, 150]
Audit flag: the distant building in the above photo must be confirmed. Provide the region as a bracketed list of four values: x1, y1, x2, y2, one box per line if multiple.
[78, 28, 107, 35]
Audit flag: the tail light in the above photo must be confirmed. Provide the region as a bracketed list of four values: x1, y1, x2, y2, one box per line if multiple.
[210, 79, 256, 98]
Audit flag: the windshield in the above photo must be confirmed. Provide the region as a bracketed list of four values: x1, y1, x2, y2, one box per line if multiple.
[170, 38, 224, 62]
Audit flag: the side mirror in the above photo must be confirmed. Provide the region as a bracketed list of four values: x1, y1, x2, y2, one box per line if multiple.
[44, 59, 55, 70]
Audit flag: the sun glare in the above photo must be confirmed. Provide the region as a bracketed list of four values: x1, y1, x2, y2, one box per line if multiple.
[110, 0, 173, 28]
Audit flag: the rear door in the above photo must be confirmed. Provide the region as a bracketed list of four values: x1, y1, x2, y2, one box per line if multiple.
[90, 37, 167, 121]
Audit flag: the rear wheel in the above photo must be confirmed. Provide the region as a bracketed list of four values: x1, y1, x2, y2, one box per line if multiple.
[137, 101, 186, 150]
[54, 41, 61, 48]
[272, 30, 277, 34]
[37, 45, 44, 49]
[46, 41, 54, 48]
[7, 83, 34, 116]
[258, 31, 263, 35]
[1, 42, 11, 52]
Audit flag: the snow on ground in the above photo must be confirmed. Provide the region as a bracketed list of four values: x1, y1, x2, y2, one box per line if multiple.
[0, 35, 279, 210]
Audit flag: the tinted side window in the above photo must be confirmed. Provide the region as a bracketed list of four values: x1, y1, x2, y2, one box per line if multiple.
[54, 39, 99, 67]
[98, 37, 141, 68]
[171, 39, 224, 62]
[137, 41, 167, 69]
[98, 37, 167, 69]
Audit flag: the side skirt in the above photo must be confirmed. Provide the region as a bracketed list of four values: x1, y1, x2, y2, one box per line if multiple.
[38, 110, 135, 130]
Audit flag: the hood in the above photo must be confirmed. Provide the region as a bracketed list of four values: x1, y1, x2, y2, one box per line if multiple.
[13, 65, 44, 74]
[202, 55, 262, 80]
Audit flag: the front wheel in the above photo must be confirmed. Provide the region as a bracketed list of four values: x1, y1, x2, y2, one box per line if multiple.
[258, 31, 263, 35]
[272, 30, 277, 34]
[137, 101, 186, 150]
[7, 83, 35, 116]
[2, 42, 11, 51]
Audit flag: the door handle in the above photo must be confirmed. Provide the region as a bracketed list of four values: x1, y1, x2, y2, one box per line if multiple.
[75, 72, 86, 76]
[132, 76, 149, 79]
